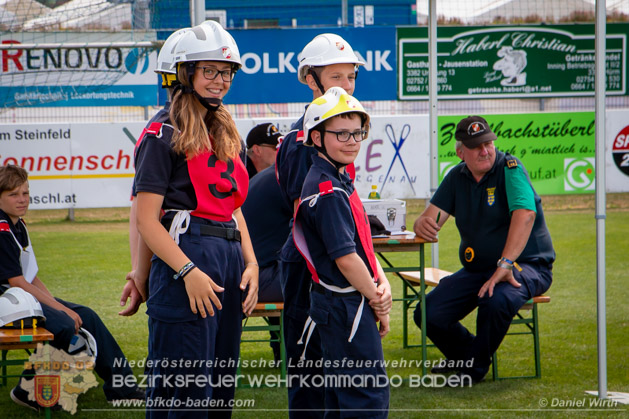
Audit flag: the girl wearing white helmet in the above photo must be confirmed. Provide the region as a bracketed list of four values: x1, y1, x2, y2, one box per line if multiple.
[292, 87, 391, 417]
[134, 21, 258, 418]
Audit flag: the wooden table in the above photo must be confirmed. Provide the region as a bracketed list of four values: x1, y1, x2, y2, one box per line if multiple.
[372, 234, 436, 375]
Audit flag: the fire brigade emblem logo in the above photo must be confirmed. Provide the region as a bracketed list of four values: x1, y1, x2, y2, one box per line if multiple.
[468, 122, 485, 136]
[486, 187, 496, 206]
[222, 47, 232, 59]
[336, 42, 345, 51]
[464, 247, 475, 262]
[35, 375, 60, 408]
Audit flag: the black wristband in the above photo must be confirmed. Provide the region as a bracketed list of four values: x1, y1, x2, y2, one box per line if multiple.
[173, 261, 196, 280]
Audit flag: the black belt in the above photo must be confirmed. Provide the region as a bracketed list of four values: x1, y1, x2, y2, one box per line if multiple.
[200, 224, 241, 242]
[312, 282, 360, 298]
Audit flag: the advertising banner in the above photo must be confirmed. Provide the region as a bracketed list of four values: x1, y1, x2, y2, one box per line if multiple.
[236, 115, 431, 199]
[1, 115, 429, 210]
[0, 32, 158, 107]
[437, 110, 629, 195]
[227, 27, 396, 104]
[0, 122, 141, 209]
[398, 24, 628, 99]
[2, 111, 626, 210]
[607, 109, 629, 193]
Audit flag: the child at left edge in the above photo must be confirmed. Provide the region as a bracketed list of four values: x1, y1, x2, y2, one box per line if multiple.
[292, 87, 392, 417]
[0, 164, 144, 411]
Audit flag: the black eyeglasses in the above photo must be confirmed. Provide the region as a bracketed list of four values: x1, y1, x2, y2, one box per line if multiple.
[324, 130, 367, 142]
[196, 66, 233, 82]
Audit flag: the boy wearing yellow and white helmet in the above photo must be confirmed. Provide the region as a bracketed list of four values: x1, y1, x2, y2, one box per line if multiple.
[275, 33, 390, 418]
[302, 86, 371, 169]
[292, 87, 390, 417]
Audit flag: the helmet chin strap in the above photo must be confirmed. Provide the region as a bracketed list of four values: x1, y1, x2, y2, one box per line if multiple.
[193, 92, 222, 111]
[309, 69, 326, 96]
[314, 130, 347, 171]
[180, 62, 222, 111]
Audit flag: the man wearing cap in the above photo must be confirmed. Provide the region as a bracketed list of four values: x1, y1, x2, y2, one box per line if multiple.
[245, 123, 282, 178]
[412, 115, 555, 384]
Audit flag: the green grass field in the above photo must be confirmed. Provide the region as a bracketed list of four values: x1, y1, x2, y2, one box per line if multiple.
[1, 194, 628, 418]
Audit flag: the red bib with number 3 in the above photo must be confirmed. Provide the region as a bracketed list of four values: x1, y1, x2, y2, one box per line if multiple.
[187, 151, 249, 221]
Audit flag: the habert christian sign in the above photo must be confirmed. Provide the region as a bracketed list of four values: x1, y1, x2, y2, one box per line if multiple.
[398, 24, 627, 99]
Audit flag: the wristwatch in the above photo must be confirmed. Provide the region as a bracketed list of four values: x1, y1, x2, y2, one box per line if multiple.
[497, 257, 514, 270]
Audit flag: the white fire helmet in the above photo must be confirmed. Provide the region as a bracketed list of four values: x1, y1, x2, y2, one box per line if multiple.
[171, 20, 242, 72]
[303, 86, 370, 146]
[297, 33, 365, 84]
[0, 287, 45, 328]
[155, 27, 190, 88]
[67, 327, 98, 359]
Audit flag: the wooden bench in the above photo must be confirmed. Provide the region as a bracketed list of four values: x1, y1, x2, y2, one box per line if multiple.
[0, 327, 54, 387]
[398, 268, 453, 288]
[240, 302, 286, 385]
[398, 270, 550, 379]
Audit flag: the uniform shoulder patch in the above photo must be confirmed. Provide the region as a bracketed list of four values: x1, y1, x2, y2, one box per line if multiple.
[145, 122, 163, 136]
[296, 130, 305, 143]
[0, 220, 10, 232]
[506, 158, 518, 169]
[318, 180, 334, 195]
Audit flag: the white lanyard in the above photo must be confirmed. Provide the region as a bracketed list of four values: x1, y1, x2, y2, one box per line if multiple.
[4, 219, 38, 283]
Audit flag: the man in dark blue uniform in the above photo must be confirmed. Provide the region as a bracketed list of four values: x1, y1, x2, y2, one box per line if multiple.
[242, 123, 286, 361]
[242, 122, 284, 361]
[275, 33, 365, 418]
[413, 115, 555, 384]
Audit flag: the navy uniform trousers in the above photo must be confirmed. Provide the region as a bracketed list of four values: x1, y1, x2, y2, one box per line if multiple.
[26, 298, 138, 400]
[146, 224, 244, 419]
[414, 262, 552, 380]
[310, 289, 389, 419]
[280, 256, 326, 419]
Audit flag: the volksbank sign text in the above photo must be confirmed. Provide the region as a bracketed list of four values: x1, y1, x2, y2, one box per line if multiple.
[227, 27, 395, 104]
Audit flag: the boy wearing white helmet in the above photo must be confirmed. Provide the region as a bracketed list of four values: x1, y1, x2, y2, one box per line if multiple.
[275, 33, 391, 417]
[121, 26, 191, 317]
[292, 87, 390, 417]
[0, 165, 144, 412]
[133, 21, 258, 417]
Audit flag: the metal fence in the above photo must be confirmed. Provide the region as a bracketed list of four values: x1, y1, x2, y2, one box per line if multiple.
[1, 0, 627, 123]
